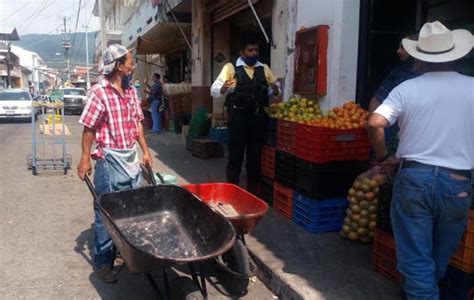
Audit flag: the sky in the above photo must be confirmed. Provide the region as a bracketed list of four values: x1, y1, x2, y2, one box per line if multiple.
[0, 0, 100, 35]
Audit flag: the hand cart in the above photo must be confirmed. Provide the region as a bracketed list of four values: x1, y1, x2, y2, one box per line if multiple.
[27, 101, 71, 175]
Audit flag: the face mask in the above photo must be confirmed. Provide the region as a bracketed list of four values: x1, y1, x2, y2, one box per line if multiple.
[121, 74, 133, 89]
[134, 83, 141, 89]
[242, 56, 259, 66]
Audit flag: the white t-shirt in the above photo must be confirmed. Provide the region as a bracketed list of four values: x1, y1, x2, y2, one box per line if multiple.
[375, 71, 474, 170]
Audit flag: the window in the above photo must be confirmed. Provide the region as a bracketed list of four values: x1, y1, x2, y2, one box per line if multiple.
[0, 91, 32, 100]
[63, 89, 86, 96]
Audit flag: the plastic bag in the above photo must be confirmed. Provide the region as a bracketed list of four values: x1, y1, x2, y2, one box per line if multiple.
[187, 107, 210, 138]
[340, 166, 387, 243]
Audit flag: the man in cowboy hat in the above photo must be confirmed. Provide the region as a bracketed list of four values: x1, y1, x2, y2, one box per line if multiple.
[368, 21, 473, 299]
[77, 44, 153, 283]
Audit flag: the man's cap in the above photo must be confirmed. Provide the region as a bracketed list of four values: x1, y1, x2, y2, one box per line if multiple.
[102, 44, 129, 75]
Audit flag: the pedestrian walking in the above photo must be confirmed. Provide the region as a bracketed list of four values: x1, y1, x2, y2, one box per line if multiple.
[144, 73, 163, 134]
[210, 35, 281, 194]
[368, 21, 474, 299]
[77, 44, 153, 283]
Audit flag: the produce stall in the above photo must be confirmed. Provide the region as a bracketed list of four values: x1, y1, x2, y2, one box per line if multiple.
[258, 96, 474, 299]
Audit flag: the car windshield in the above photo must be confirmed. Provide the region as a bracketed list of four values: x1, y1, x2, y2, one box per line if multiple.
[0, 91, 31, 101]
[63, 89, 86, 96]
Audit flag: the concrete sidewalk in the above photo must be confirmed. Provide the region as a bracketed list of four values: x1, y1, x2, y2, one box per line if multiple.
[147, 130, 403, 300]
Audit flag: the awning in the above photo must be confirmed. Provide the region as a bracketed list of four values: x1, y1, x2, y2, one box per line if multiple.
[208, 0, 258, 24]
[136, 22, 191, 56]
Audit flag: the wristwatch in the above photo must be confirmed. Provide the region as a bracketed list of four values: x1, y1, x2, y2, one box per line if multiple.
[377, 153, 390, 163]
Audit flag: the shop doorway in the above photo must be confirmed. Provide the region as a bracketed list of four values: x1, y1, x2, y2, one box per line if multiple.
[356, 0, 474, 107]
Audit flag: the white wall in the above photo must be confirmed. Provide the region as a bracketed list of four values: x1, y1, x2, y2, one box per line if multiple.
[277, 0, 360, 111]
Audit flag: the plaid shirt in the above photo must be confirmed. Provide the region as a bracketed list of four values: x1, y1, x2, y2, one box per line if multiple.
[79, 78, 144, 159]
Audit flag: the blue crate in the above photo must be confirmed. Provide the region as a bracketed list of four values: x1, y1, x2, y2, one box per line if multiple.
[292, 193, 347, 234]
[293, 193, 348, 210]
[208, 127, 229, 143]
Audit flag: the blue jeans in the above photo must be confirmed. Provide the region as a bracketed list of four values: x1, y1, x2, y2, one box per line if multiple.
[391, 166, 471, 299]
[150, 100, 161, 133]
[92, 159, 141, 268]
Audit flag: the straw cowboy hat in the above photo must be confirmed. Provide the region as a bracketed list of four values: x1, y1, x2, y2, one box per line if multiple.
[402, 21, 473, 63]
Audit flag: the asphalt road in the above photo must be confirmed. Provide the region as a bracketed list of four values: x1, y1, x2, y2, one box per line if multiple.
[0, 116, 275, 299]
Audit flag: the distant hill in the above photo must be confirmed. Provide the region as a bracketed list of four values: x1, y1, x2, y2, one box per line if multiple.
[13, 32, 97, 72]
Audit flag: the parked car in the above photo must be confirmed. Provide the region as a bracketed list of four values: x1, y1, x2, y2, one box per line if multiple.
[61, 87, 87, 114]
[0, 89, 34, 122]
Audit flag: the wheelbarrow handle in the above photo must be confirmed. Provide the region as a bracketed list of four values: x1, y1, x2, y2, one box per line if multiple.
[145, 164, 165, 185]
[84, 175, 98, 201]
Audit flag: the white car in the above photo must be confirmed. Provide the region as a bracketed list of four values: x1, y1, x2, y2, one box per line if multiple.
[61, 87, 87, 114]
[0, 89, 33, 121]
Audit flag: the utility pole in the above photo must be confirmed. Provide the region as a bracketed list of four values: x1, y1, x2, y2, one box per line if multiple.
[83, 23, 90, 90]
[6, 42, 11, 88]
[62, 16, 71, 82]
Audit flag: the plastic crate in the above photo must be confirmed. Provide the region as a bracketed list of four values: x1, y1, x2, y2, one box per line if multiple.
[277, 120, 297, 154]
[258, 176, 274, 206]
[439, 265, 474, 300]
[275, 150, 296, 187]
[292, 195, 347, 234]
[266, 118, 278, 147]
[191, 138, 221, 159]
[208, 127, 229, 143]
[377, 183, 393, 234]
[295, 159, 368, 200]
[450, 210, 474, 273]
[295, 124, 370, 163]
[186, 135, 196, 151]
[273, 181, 293, 219]
[372, 230, 403, 283]
[261, 145, 276, 179]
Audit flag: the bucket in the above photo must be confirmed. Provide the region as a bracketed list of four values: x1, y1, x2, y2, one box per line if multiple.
[154, 173, 177, 184]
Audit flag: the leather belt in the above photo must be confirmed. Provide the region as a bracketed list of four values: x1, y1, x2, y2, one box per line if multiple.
[401, 160, 471, 179]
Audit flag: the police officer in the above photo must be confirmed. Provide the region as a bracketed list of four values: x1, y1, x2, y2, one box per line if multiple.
[211, 36, 281, 193]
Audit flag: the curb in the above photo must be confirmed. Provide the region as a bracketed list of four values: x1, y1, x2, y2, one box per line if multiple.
[248, 249, 304, 300]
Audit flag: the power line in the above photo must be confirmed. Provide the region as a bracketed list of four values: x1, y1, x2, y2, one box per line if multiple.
[71, 0, 83, 49]
[71, 8, 94, 66]
[17, 0, 57, 32]
[3, 2, 30, 21]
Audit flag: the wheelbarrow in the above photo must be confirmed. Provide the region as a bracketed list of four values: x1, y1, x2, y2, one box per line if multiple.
[84, 174, 236, 299]
[183, 183, 269, 295]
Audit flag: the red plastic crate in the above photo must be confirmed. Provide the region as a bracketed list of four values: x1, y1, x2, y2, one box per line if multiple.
[295, 124, 370, 163]
[450, 210, 474, 273]
[273, 181, 293, 219]
[274, 181, 293, 206]
[277, 120, 297, 154]
[261, 145, 276, 179]
[372, 230, 404, 283]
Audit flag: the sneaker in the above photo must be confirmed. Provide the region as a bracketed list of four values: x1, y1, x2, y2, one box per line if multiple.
[95, 267, 117, 284]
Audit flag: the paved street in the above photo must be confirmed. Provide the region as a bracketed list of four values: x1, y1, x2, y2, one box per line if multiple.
[0, 116, 275, 299]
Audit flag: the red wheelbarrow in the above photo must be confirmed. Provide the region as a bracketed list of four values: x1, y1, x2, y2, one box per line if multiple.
[183, 183, 269, 296]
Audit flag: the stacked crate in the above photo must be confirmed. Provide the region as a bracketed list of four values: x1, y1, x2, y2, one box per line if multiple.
[191, 138, 222, 159]
[260, 117, 370, 232]
[372, 230, 403, 283]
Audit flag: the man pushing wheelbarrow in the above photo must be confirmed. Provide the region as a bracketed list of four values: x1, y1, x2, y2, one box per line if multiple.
[77, 44, 153, 283]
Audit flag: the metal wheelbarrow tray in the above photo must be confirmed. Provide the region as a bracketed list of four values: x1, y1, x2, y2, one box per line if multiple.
[96, 184, 235, 273]
[183, 183, 269, 235]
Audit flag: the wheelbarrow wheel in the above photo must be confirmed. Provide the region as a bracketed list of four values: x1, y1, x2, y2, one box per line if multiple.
[169, 277, 204, 300]
[220, 239, 251, 295]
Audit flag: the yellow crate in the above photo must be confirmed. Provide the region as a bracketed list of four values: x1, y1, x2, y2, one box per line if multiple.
[47, 114, 63, 124]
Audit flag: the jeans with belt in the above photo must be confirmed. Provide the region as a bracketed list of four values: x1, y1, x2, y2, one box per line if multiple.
[391, 164, 472, 299]
[92, 158, 141, 269]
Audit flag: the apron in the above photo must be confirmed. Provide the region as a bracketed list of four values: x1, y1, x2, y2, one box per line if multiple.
[103, 144, 143, 191]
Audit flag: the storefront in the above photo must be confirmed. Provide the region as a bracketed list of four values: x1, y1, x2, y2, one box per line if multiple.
[357, 0, 474, 106]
